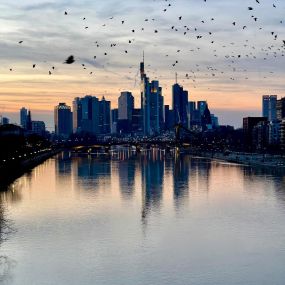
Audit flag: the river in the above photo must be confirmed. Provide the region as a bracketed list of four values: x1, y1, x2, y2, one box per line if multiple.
[0, 149, 285, 285]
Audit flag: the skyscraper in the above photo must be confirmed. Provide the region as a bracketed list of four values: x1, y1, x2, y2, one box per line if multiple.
[132, 108, 142, 133]
[197, 101, 207, 116]
[118, 91, 134, 121]
[20, 107, 28, 129]
[277, 97, 285, 121]
[0, 116, 9, 125]
[118, 91, 134, 134]
[99, 97, 111, 135]
[26, 110, 32, 131]
[188, 101, 196, 128]
[263, 95, 277, 121]
[72, 97, 82, 133]
[73, 96, 100, 135]
[150, 80, 164, 134]
[54, 103, 73, 137]
[32, 121, 46, 136]
[140, 55, 151, 135]
[111, 109, 118, 134]
[201, 103, 212, 129]
[172, 81, 188, 128]
[140, 56, 163, 135]
[164, 105, 174, 130]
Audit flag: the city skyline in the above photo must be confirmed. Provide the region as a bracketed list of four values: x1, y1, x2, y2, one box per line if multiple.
[1, 0, 285, 129]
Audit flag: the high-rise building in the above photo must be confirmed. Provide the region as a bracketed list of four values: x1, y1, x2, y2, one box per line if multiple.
[118, 91, 134, 121]
[172, 82, 188, 128]
[188, 101, 196, 114]
[0, 116, 9, 125]
[32, 121, 46, 136]
[111, 109, 118, 134]
[26, 110, 32, 131]
[99, 97, 111, 135]
[132, 108, 142, 133]
[72, 97, 82, 133]
[197, 101, 207, 116]
[118, 91, 134, 134]
[73, 96, 100, 134]
[277, 97, 285, 121]
[252, 121, 269, 151]
[201, 103, 212, 129]
[188, 101, 196, 127]
[20, 107, 28, 129]
[263, 95, 277, 121]
[164, 105, 174, 130]
[54, 103, 73, 137]
[243, 117, 267, 150]
[211, 114, 219, 128]
[140, 57, 163, 135]
[190, 110, 202, 129]
[150, 80, 164, 134]
[268, 121, 280, 146]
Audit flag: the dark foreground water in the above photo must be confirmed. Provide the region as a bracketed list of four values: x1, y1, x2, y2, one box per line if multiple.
[1, 150, 285, 285]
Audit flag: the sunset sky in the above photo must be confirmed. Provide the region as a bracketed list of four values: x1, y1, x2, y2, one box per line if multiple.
[1, 0, 285, 129]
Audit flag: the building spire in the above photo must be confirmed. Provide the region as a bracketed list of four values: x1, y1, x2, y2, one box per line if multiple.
[140, 51, 145, 79]
[175, 72, 178, 84]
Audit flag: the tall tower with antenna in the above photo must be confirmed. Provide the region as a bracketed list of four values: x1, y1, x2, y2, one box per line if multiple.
[140, 51, 145, 80]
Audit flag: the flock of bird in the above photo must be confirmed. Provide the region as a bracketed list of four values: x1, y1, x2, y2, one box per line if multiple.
[7, 0, 285, 92]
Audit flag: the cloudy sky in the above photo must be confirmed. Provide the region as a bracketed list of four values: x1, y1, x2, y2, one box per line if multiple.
[0, 0, 285, 129]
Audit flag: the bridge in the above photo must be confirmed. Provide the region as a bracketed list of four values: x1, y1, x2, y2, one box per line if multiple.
[69, 123, 196, 153]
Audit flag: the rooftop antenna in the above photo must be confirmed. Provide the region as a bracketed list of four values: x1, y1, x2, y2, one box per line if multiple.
[175, 72, 178, 84]
[143, 50, 145, 64]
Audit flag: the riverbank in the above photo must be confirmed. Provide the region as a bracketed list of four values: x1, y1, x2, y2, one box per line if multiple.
[190, 150, 285, 169]
[0, 149, 61, 189]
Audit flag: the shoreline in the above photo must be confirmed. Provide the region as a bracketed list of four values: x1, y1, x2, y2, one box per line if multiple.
[0, 149, 61, 190]
[189, 151, 285, 170]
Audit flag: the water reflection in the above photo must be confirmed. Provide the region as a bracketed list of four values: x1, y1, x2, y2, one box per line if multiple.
[141, 150, 164, 222]
[117, 154, 137, 200]
[1, 149, 285, 285]
[56, 151, 72, 176]
[0, 189, 16, 283]
[173, 154, 190, 207]
[243, 166, 285, 204]
[75, 155, 111, 191]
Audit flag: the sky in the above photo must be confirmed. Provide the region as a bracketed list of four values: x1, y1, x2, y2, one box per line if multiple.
[0, 0, 285, 130]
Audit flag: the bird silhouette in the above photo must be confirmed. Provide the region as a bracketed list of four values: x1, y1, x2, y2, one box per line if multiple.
[64, 55, 75, 64]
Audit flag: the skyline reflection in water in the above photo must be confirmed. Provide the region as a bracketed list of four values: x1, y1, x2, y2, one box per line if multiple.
[0, 149, 285, 285]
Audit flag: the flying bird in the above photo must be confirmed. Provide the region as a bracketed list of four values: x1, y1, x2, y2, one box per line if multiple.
[64, 55, 75, 64]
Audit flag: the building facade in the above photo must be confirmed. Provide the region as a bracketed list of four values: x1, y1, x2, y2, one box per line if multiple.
[32, 121, 46, 136]
[263, 95, 277, 121]
[172, 83, 188, 128]
[20, 107, 28, 129]
[73, 96, 100, 135]
[99, 97, 111, 135]
[54, 103, 73, 137]
[140, 58, 163, 135]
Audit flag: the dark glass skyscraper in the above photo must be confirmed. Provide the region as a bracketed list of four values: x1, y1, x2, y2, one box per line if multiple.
[140, 56, 163, 135]
[99, 97, 111, 135]
[172, 83, 188, 128]
[54, 103, 73, 137]
[73, 96, 100, 135]
[263, 95, 277, 121]
[20, 107, 28, 129]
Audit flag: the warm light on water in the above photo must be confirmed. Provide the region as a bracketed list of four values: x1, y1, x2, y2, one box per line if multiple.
[1, 150, 285, 284]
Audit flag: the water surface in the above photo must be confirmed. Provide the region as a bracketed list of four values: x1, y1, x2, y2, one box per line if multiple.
[1, 150, 285, 285]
